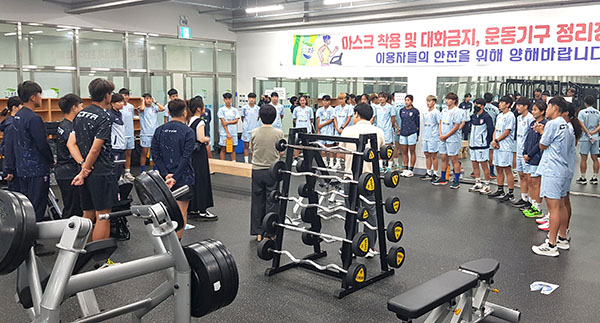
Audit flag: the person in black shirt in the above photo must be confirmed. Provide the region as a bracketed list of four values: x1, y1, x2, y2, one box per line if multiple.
[70, 78, 117, 241]
[151, 99, 195, 239]
[14, 81, 54, 221]
[459, 93, 473, 140]
[1, 96, 23, 192]
[56, 94, 84, 218]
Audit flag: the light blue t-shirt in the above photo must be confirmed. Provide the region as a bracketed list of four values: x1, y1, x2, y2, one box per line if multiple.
[121, 102, 135, 138]
[157, 102, 170, 126]
[272, 103, 285, 130]
[334, 104, 351, 133]
[440, 107, 464, 143]
[217, 106, 240, 137]
[539, 117, 571, 178]
[484, 103, 500, 125]
[140, 104, 159, 136]
[293, 106, 314, 132]
[516, 113, 535, 155]
[374, 103, 394, 143]
[567, 122, 576, 178]
[422, 108, 441, 141]
[578, 106, 600, 141]
[241, 104, 260, 134]
[495, 111, 516, 151]
[317, 106, 335, 136]
[344, 104, 354, 126]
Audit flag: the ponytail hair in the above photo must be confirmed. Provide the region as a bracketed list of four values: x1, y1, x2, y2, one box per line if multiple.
[2, 96, 22, 116]
[566, 102, 582, 141]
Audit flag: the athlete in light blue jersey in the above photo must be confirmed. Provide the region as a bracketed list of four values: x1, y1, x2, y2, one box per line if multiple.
[139, 93, 165, 172]
[241, 92, 260, 163]
[512, 97, 536, 207]
[218, 92, 239, 161]
[483, 92, 500, 177]
[433, 92, 464, 188]
[316, 95, 336, 166]
[333, 95, 352, 168]
[576, 95, 600, 184]
[373, 92, 396, 170]
[119, 88, 136, 180]
[489, 96, 516, 201]
[270, 92, 285, 130]
[292, 96, 314, 163]
[421, 95, 441, 181]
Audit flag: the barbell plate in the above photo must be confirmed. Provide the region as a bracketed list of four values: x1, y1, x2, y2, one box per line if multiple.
[384, 170, 400, 188]
[356, 206, 370, 222]
[275, 138, 287, 152]
[257, 239, 275, 261]
[184, 242, 223, 317]
[357, 172, 376, 196]
[345, 263, 367, 286]
[363, 148, 375, 162]
[269, 160, 286, 182]
[212, 240, 240, 305]
[300, 207, 318, 223]
[297, 183, 312, 198]
[133, 171, 185, 231]
[198, 239, 238, 310]
[351, 232, 371, 257]
[268, 190, 281, 203]
[0, 191, 37, 275]
[387, 246, 406, 269]
[301, 232, 319, 246]
[385, 196, 401, 214]
[262, 212, 279, 235]
[386, 220, 404, 243]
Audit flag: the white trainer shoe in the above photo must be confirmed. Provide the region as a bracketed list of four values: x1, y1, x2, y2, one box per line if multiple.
[536, 214, 550, 225]
[532, 242, 559, 257]
[479, 185, 492, 195]
[537, 221, 550, 231]
[405, 170, 414, 178]
[469, 183, 483, 192]
[123, 173, 136, 181]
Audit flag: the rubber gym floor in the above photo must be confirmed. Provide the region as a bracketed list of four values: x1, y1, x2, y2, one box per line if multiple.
[1, 173, 598, 322]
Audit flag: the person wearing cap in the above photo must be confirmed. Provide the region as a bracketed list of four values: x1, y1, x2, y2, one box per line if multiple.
[459, 93, 473, 140]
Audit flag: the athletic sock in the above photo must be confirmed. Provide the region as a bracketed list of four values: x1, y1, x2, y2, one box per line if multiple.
[521, 193, 529, 201]
[548, 243, 556, 248]
[330, 158, 335, 165]
[433, 170, 438, 176]
[454, 172, 460, 183]
[483, 180, 490, 186]
[475, 178, 481, 184]
[141, 165, 146, 172]
[427, 169, 432, 175]
[409, 167, 414, 171]
[388, 161, 393, 168]
[508, 188, 514, 194]
[244, 156, 249, 163]
[490, 165, 495, 173]
[441, 171, 447, 180]
[593, 173, 598, 179]
[497, 185, 504, 192]
[379, 160, 384, 168]
[125, 168, 131, 174]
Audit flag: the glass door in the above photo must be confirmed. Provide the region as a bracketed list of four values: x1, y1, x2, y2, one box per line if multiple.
[184, 74, 216, 140]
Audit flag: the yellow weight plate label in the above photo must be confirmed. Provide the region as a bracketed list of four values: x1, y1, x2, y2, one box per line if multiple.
[395, 226, 403, 240]
[362, 209, 369, 220]
[360, 237, 369, 252]
[387, 148, 393, 159]
[355, 267, 365, 283]
[393, 201, 400, 212]
[392, 175, 399, 186]
[366, 176, 375, 191]
[369, 151, 375, 160]
[397, 252, 404, 266]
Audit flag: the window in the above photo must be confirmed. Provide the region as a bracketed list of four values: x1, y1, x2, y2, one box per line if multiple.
[25, 71, 74, 98]
[79, 30, 124, 69]
[191, 41, 214, 72]
[0, 23, 17, 65]
[216, 48, 233, 73]
[128, 38, 146, 69]
[22, 25, 74, 67]
[0, 70, 18, 97]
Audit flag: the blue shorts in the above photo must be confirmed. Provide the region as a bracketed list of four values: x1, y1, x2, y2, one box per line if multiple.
[525, 164, 539, 177]
[562, 176, 573, 196]
[125, 136, 135, 150]
[399, 133, 417, 145]
[470, 149, 489, 162]
[422, 140, 439, 153]
[140, 135, 153, 148]
[241, 131, 252, 143]
[540, 176, 567, 199]
[383, 131, 394, 145]
[493, 150, 512, 167]
[579, 140, 599, 155]
[515, 156, 529, 173]
[219, 135, 238, 147]
[439, 141, 460, 156]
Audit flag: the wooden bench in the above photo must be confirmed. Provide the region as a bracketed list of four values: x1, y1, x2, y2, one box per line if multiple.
[209, 159, 252, 178]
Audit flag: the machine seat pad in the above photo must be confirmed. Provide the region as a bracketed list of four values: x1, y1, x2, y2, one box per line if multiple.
[73, 238, 118, 274]
[388, 271, 478, 321]
[459, 258, 499, 281]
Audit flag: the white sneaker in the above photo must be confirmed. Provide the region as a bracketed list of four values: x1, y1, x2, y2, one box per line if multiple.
[123, 173, 135, 181]
[479, 185, 492, 195]
[400, 169, 409, 177]
[536, 214, 549, 225]
[365, 248, 379, 258]
[334, 162, 342, 170]
[292, 160, 298, 167]
[537, 221, 550, 231]
[406, 170, 414, 177]
[545, 237, 570, 250]
[532, 242, 559, 257]
[469, 183, 483, 192]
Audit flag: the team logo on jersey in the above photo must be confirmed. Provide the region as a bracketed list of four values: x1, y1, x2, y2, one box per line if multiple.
[409, 112, 413, 117]
[480, 119, 484, 124]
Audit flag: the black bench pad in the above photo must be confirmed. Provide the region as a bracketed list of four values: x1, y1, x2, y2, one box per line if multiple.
[459, 258, 499, 281]
[388, 271, 478, 321]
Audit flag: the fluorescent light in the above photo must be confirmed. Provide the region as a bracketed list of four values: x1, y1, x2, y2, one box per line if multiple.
[245, 4, 284, 14]
[23, 65, 38, 69]
[323, 0, 368, 5]
[28, 30, 44, 34]
[92, 28, 114, 33]
[130, 68, 147, 73]
[55, 66, 76, 70]
[133, 32, 146, 36]
[28, 23, 42, 26]
[91, 67, 110, 71]
[3, 32, 16, 36]
[255, 77, 269, 81]
[58, 25, 79, 29]
[148, 33, 159, 37]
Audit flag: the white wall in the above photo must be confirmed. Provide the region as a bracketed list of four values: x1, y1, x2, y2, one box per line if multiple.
[235, 3, 600, 169]
[0, 0, 235, 41]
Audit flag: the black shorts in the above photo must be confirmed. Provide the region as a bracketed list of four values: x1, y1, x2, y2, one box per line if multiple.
[173, 184, 194, 201]
[80, 174, 118, 211]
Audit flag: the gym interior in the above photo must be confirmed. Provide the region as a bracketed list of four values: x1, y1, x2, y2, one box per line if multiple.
[1, 1, 600, 322]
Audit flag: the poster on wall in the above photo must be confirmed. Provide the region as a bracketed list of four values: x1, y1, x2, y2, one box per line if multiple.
[292, 21, 600, 67]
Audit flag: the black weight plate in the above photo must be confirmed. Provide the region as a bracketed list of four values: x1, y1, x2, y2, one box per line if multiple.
[301, 232, 319, 245]
[357, 173, 375, 196]
[0, 191, 37, 275]
[212, 240, 239, 305]
[345, 263, 367, 286]
[262, 212, 279, 235]
[185, 242, 224, 317]
[257, 239, 275, 261]
[351, 232, 370, 257]
[197, 240, 233, 311]
[386, 220, 404, 243]
[269, 161, 286, 182]
[297, 183, 312, 198]
[0, 190, 24, 275]
[134, 171, 184, 231]
[385, 196, 401, 214]
[362, 147, 375, 162]
[267, 190, 281, 203]
[275, 138, 287, 152]
[387, 246, 405, 269]
[300, 207, 318, 223]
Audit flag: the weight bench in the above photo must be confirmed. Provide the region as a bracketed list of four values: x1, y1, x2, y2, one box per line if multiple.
[388, 258, 520, 323]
